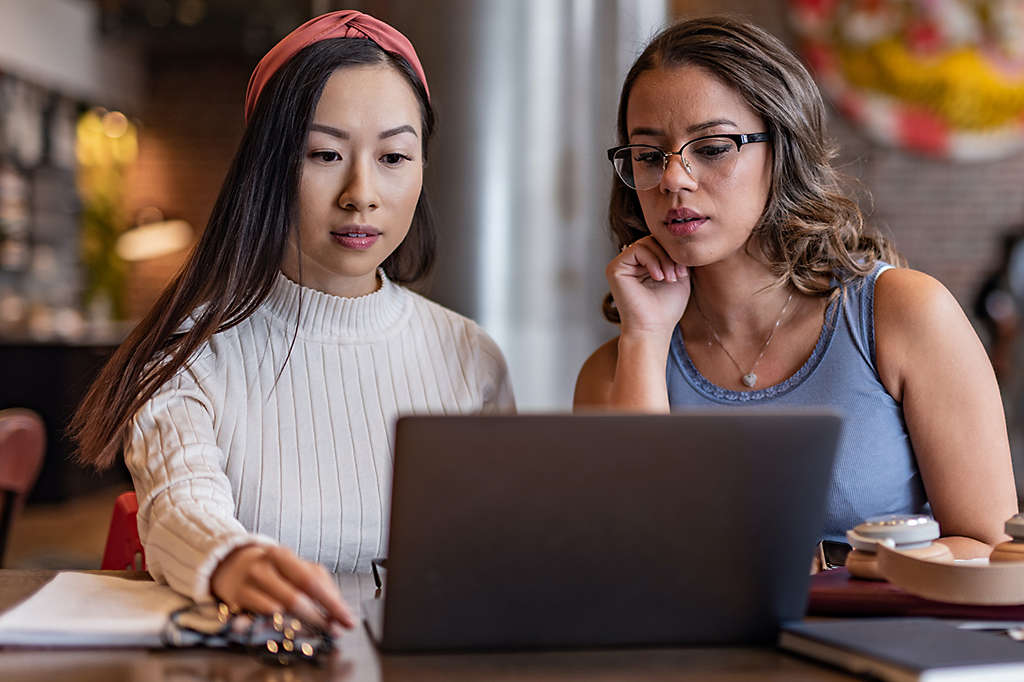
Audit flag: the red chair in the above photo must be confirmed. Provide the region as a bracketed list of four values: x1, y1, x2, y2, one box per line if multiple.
[0, 408, 46, 566]
[101, 491, 146, 571]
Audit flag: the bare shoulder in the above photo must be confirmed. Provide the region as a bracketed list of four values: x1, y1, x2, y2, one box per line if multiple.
[573, 337, 619, 409]
[874, 266, 965, 338]
[874, 266, 978, 399]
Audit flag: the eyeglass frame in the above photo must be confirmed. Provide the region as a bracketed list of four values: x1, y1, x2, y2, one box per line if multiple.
[371, 556, 387, 590]
[162, 601, 335, 665]
[606, 132, 770, 190]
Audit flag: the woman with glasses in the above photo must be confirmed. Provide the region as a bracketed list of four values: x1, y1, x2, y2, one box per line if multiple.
[71, 11, 513, 629]
[574, 16, 1015, 560]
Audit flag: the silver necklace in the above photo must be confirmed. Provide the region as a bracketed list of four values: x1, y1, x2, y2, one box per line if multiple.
[693, 290, 794, 389]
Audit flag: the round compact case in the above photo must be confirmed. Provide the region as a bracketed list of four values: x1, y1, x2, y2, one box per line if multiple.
[845, 514, 952, 580]
[843, 513, 1024, 605]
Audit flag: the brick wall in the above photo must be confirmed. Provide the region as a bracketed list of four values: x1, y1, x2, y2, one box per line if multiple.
[673, 0, 1024, 333]
[121, 56, 250, 320]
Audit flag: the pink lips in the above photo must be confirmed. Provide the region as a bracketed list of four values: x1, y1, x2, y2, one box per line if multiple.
[330, 225, 381, 250]
[664, 207, 708, 237]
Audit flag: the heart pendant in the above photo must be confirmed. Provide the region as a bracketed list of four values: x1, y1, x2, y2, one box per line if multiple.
[742, 373, 758, 388]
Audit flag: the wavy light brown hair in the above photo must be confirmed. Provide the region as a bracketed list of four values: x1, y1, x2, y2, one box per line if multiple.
[603, 16, 903, 323]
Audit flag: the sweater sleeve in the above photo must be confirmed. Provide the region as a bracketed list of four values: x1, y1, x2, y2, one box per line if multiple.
[473, 327, 516, 414]
[124, 357, 275, 603]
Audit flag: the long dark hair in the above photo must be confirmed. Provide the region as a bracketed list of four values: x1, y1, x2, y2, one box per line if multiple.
[603, 16, 902, 323]
[72, 38, 436, 468]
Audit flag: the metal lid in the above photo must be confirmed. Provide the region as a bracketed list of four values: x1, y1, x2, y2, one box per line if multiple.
[1005, 514, 1024, 540]
[850, 514, 940, 549]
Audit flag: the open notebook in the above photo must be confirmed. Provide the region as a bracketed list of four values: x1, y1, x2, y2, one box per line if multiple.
[0, 572, 188, 647]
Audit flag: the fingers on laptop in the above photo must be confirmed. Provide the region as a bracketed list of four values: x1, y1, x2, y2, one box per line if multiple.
[266, 547, 356, 629]
[213, 544, 355, 630]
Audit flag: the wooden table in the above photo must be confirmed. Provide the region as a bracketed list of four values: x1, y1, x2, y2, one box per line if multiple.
[0, 570, 856, 681]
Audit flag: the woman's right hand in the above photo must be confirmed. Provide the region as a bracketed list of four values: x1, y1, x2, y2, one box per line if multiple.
[607, 236, 691, 340]
[210, 544, 355, 631]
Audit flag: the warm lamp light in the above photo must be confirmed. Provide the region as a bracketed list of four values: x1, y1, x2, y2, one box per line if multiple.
[116, 219, 193, 261]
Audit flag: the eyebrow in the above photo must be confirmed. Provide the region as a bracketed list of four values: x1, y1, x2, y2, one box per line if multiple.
[628, 119, 738, 139]
[309, 123, 418, 139]
[380, 124, 418, 139]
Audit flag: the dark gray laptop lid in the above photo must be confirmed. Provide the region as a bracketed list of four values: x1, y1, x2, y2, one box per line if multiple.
[372, 410, 842, 651]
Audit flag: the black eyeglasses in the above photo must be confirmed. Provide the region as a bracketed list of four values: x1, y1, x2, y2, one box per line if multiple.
[163, 602, 335, 665]
[607, 132, 769, 190]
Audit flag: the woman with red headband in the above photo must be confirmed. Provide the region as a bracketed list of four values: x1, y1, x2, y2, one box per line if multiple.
[72, 11, 513, 628]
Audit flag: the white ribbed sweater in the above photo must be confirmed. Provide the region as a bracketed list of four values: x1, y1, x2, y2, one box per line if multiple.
[125, 271, 514, 602]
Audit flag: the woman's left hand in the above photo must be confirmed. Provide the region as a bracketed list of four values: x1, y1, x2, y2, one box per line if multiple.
[606, 236, 691, 341]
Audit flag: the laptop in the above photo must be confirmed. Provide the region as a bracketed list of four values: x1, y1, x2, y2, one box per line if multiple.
[365, 410, 843, 652]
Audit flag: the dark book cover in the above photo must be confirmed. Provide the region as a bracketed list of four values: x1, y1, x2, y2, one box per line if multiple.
[808, 568, 1024, 620]
[781, 618, 1024, 681]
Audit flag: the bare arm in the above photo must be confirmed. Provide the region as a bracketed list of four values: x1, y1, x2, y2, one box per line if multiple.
[574, 236, 689, 412]
[574, 334, 674, 411]
[875, 268, 1017, 557]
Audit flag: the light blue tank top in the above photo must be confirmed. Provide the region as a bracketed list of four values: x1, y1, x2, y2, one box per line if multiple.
[666, 262, 927, 542]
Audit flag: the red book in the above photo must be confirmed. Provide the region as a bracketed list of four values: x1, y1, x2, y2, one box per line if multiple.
[808, 567, 1024, 620]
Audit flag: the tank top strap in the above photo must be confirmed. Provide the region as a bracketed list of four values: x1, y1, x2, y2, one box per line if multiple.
[837, 261, 892, 374]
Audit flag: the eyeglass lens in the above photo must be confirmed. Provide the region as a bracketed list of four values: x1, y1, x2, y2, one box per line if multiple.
[612, 137, 745, 190]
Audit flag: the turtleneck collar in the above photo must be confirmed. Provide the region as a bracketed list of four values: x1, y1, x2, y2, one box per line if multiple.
[261, 269, 411, 342]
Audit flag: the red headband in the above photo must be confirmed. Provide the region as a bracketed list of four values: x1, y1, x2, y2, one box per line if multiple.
[243, 10, 429, 123]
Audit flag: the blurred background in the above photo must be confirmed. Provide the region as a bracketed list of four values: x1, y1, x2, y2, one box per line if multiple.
[1, 0, 1024, 567]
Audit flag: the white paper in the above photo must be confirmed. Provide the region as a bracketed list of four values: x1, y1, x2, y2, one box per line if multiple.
[0, 572, 190, 647]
